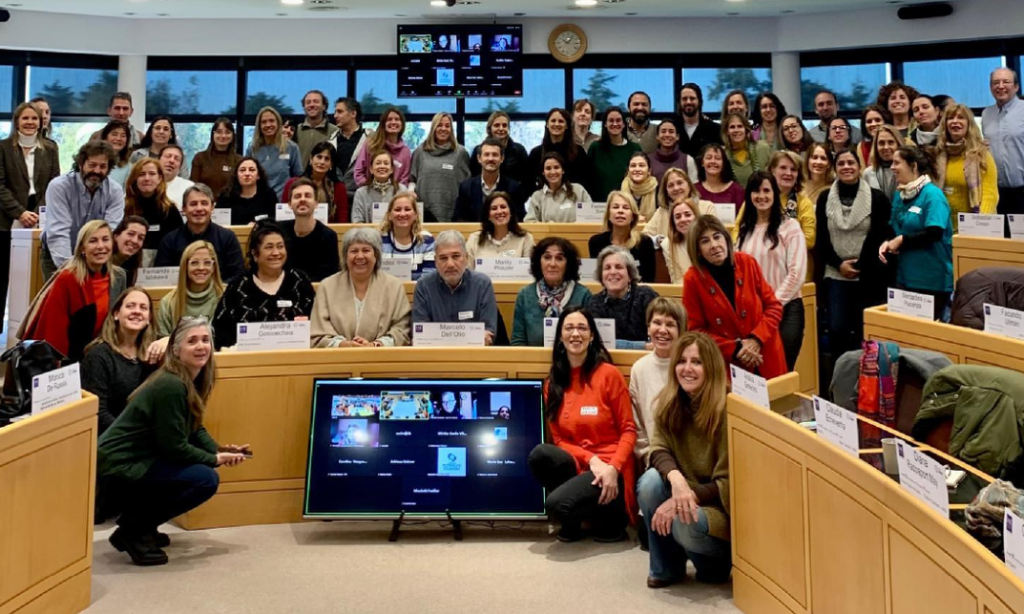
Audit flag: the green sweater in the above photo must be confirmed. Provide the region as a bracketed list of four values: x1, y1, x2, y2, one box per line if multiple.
[511, 282, 593, 347]
[588, 140, 642, 203]
[156, 285, 221, 337]
[97, 372, 219, 481]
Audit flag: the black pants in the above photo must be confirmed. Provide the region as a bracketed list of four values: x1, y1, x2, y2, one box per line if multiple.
[904, 287, 951, 322]
[779, 299, 805, 371]
[108, 460, 220, 535]
[528, 443, 626, 531]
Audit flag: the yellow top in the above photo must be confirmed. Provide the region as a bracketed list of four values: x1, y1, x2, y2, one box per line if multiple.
[732, 147, 749, 165]
[943, 151, 999, 231]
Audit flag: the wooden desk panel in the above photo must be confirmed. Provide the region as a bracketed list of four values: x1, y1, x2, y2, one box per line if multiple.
[953, 235, 1024, 280]
[0, 395, 97, 614]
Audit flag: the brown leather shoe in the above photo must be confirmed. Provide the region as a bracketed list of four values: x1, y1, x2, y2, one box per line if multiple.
[647, 576, 677, 589]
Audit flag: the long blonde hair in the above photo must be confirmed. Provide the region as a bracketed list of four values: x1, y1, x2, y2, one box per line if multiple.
[66, 220, 114, 284]
[124, 158, 175, 218]
[84, 286, 157, 358]
[378, 192, 422, 238]
[168, 241, 225, 326]
[653, 332, 729, 439]
[869, 125, 902, 171]
[657, 167, 699, 212]
[937, 104, 989, 172]
[422, 112, 458, 152]
[252, 106, 288, 154]
[602, 191, 642, 250]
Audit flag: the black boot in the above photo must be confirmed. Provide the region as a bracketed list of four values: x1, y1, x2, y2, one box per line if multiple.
[110, 528, 169, 566]
[143, 529, 171, 548]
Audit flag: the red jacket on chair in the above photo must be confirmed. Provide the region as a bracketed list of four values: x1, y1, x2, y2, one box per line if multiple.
[682, 252, 787, 379]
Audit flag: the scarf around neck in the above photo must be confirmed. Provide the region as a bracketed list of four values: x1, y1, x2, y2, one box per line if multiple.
[536, 280, 575, 318]
[826, 179, 872, 231]
[622, 175, 658, 220]
[937, 141, 983, 213]
[898, 174, 931, 202]
[18, 132, 38, 149]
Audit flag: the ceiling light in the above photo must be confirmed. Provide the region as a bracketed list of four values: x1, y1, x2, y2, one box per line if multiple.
[576, 0, 598, 6]
[726, 0, 745, 3]
[281, 0, 303, 5]
[430, 0, 446, 5]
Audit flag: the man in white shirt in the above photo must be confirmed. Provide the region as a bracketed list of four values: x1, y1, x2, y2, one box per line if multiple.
[159, 145, 194, 209]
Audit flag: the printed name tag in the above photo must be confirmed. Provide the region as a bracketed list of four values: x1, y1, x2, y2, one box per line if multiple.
[236, 321, 311, 351]
[559, 202, 573, 210]
[580, 406, 598, 416]
[458, 310, 474, 321]
[812, 396, 860, 458]
[222, 165, 232, 172]
[277, 300, 293, 308]
[412, 322, 485, 347]
[908, 206, 922, 214]
[136, 266, 179, 288]
[713, 203, 736, 224]
[730, 365, 769, 409]
[1009, 214, 1024, 240]
[393, 160, 403, 168]
[579, 258, 599, 282]
[1004, 509, 1024, 582]
[984, 303, 1024, 341]
[211, 209, 232, 226]
[31, 364, 82, 416]
[149, 224, 161, 232]
[887, 288, 935, 320]
[895, 440, 949, 518]
[442, 163, 454, 171]
[381, 256, 413, 280]
[279, 153, 290, 160]
[575, 201, 606, 223]
[474, 257, 531, 281]
[958, 213, 1004, 238]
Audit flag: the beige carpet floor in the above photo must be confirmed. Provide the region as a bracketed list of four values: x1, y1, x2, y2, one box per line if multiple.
[86, 521, 739, 613]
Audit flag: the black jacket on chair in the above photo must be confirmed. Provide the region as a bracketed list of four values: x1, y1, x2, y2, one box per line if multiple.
[454, 175, 526, 223]
[0, 138, 61, 230]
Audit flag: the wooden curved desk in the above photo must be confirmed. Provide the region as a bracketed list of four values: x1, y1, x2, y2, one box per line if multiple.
[729, 391, 1024, 614]
[0, 395, 97, 614]
[953, 235, 1024, 279]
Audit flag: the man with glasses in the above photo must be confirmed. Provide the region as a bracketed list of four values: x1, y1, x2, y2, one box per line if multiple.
[982, 67, 1024, 217]
[809, 90, 861, 144]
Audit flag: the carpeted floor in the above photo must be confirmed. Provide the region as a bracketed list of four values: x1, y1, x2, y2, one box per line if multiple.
[86, 521, 739, 613]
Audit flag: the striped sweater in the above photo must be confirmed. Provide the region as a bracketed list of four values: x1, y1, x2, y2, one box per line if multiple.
[735, 218, 807, 305]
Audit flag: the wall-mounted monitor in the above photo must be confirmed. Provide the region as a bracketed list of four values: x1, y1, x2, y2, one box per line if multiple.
[397, 24, 523, 98]
[304, 377, 546, 519]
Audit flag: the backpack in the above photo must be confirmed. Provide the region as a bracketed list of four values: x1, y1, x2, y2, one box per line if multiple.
[0, 340, 67, 426]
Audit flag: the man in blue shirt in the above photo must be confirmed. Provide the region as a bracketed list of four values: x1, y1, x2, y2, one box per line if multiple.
[982, 67, 1024, 217]
[42, 140, 124, 280]
[412, 230, 499, 345]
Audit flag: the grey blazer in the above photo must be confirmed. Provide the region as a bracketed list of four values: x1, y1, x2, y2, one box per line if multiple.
[0, 138, 61, 230]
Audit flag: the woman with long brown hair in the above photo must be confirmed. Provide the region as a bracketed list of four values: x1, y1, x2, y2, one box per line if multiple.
[354, 106, 412, 187]
[123, 157, 183, 262]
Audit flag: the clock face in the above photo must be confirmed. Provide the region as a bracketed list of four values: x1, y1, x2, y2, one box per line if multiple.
[555, 30, 582, 57]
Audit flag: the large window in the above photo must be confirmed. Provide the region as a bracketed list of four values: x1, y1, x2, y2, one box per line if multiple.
[681, 68, 773, 116]
[465, 69, 565, 114]
[27, 67, 118, 115]
[903, 57, 1002, 108]
[245, 70, 348, 116]
[49, 121, 107, 172]
[147, 71, 237, 116]
[0, 66, 12, 114]
[355, 70, 455, 116]
[800, 63, 888, 114]
[174, 122, 216, 172]
[572, 68, 674, 114]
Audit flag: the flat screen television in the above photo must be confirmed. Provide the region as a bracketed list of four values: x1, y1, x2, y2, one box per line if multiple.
[397, 24, 523, 98]
[304, 378, 546, 519]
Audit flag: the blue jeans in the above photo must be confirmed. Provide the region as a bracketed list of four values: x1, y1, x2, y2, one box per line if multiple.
[637, 468, 731, 582]
[114, 460, 220, 534]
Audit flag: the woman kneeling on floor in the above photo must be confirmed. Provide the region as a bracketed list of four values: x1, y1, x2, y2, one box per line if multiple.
[97, 317, 250, 566]
[527, 305, 637, 542]
[639, 331, 732, 587]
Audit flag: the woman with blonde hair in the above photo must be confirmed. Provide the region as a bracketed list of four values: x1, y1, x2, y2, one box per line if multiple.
[145, 241, 225, 363]
[408, 111, 471, 222]
[638, 331, 732, 587]
[587, 190, 655, 282]
[246, 106, 302, 199]
[721, 112, 771, 187]
[935, 104, 999, 230]
[646, 167, 715, 239]
[97, 317, 249, 566]
[82, 287, 156, 434]
[354, 107, 412, 187]
[124, 157, 183, 262]
[801, 142, 835, 205]
[379, 192, 435, 280]
[862, 124, 901, 204]
[660, 199, 702, 284]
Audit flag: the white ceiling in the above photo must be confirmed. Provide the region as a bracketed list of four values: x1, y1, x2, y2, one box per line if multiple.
[2, 0, 941, 19]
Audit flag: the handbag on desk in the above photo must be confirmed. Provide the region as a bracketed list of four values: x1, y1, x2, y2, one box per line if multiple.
[0, 340, 67, 426]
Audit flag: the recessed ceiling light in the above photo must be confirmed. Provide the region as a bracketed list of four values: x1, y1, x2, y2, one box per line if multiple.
[514, 11, 525, 15]
[625, 11, 637, 14]
[603, 0, 626, 3]
[430, 0, 446, 5]
[395, 13, 407, 16]
[281, 0, 303, 5]
[780, 9, 794, 13]
[156, 12, 169, 16]
[123, 12, 135, 15]
[726, 0, 745, 3]
[276, 12, 288, 15]
[576, 0, 598, 6]
[310, 0, 333, 4]
[727, 11, 739, 15]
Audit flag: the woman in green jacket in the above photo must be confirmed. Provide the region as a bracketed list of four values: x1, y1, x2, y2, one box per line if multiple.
[511, 236, 592, 346]
[97, 317, 249, 566]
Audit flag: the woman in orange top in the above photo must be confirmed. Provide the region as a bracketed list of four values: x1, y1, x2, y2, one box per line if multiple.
[527, 305, 637, 543]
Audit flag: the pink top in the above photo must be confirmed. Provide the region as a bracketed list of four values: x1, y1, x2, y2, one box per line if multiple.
[735, 218, 807, 304]
[353, 139, 412, 188]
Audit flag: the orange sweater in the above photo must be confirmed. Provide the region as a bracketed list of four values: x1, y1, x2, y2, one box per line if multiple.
[547, 362, 638, 521]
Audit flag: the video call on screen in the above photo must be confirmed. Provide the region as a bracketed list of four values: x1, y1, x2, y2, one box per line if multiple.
[304, 379, 546, 517]
[397, 24, 523, 98]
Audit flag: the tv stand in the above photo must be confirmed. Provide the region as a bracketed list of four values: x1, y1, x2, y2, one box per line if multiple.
[387, 511, 463, 542]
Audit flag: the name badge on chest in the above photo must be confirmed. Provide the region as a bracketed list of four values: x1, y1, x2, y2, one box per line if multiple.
[580, 406, 598, 416]
[277, 299, 293, 308]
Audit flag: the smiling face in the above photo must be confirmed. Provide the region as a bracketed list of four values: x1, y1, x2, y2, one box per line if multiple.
[478, 144, 502, 173]
[489, 116, 510, 141]
[701, 148, 724, 178]
[310, 149, 332, 176]
[134, 161, 162, 196]
[888, 88, 910, 116]
[346, 242, 376, 277]
[875, 131, 899, 163]
[648, 312, 680, 357]
[187, 247, 214, 287]
[772, 157, 798, 193]
[750, 179, 775, 214]
[573, 103, 593, 130]
[627, 155, 650, 184]
[727, 117, 748, 145]
[547, 112, 567, 139]
[607, 195, 634, 229]
[672, 201, 697, 235]
[183, 191, 213, 228]
[303, 92, 325, 121]
[560, 312, 591, 359]
[389, 197, 417, 229]
[150, 120, 172, 146]
[16, 106, 40, 137]
[991, 68, 1020, 106]
[540, 245, 567, 286]
[699, 229, 728, 266]
[657, 122, 679, 150]
[912, 97, 938, 130]
[115, 222, 147, 256]
[83, 227, 113, 270]
[600, 253, 630, 296]
[807, 145, 831, 178]
[213, 124, 234, 150]
[259, 112, 279, 138]
[781, 118, 803, 145]
[384, 111, 403, 137]
[488, 197, 511, 228]
[665, 172, 691, 203]
[890, 151, 917, 184]
[945, 110, 968, 141]
[758, 96, 778, 124]
[726, 93, 748, 116]
[255, 232, 287, 274]
[605, 110, 625, 138]
[835, 152, 861, 184]
[674, 342, 705, 396]
[371, 153, 393, 181]
[105, 127, 128, 153]
[434, 115, 452, 145]
[863, 110, 885, 138]
[237, 160, 258, 187]
[81, 154, 111, 189]
[628, 94, 650, 124]
[542, 158, 564, 188]
[115, 290, 151, 335]
[290, 184, 316, 217]
[175, 324, 213, 375]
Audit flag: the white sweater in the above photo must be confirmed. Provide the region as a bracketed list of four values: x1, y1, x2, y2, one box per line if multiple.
[628, 351, 672, 467]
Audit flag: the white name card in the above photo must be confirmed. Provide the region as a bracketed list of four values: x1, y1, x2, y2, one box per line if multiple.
[730, 365, 770, 409]
[895, 439, 949, 518]
[579, 258, 599, 283]
[236, 320, 311, 352]
[1004, 509, 1024, 582]
[381, 256, 413, 281]
[39, 205, 46, 230]
[31, 364, 82, 416]
[371, 201, 425, 224]
[135, 266, 179, 288]
[1008, 214, 1024, 241]
[713, 203, 736, 224]
[887, 288, 935, 320]
[211, 208, 233, 226]
[474, 257, 532, 280]
[983, 303, 1024, 341]
[275, 202, 329, 223]
[957, 213, 1004, 238]
[543, 317, 615, 352]
[412, 322, 485, 347]
[812, 396, 860, 458]
[575, 201, 606, 223]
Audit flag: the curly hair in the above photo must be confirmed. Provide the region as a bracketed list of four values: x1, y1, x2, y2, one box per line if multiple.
[876, 81, 920, 114]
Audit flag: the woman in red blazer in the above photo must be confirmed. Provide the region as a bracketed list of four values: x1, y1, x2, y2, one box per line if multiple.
[682, 214, 787, 379]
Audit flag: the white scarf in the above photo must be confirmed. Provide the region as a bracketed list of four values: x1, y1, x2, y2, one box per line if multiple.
[826, 179, 873, 231]
[17, 132, 38, 149]
[898, 174, 931, 202]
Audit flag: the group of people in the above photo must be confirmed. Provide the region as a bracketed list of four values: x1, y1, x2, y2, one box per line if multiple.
[5, 67, 1024, 578]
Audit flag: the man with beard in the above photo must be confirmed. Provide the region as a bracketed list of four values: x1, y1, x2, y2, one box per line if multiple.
[296, 89, 339, 166]
[809, 89, 861, 144]
[626, 91, 658, 154]
[412, 230, 498, 346]
[674, 83, 722, 158]
[454, 137, 525, 222]
[42, 140, 125, 279]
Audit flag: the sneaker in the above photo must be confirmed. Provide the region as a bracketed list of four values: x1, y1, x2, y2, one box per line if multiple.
[109, 528, 169, 566]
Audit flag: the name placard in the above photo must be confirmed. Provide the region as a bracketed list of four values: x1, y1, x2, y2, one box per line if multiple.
[1004, 509, 1024, 582]
[895, 440, 949, 518]
[211, 208, 233, 226]
[236, 320, 311, 351]
[957, 213, 1004, 238]
[412, 322, 485, 347]
[730, 365, 769, 409]
[39, 205, 46, 230]
[575, 201, 607, 223]
[579, 258, 599, 283]
[371, 201, 425, 224]
[543, 317, 615, 352]
[381, 256, 413, 281]
[983, 303, 1024, 341]
[31, 364, 82, 416]
[1008, 214, 1024, 241]
[812, 396, 860, 458]
[713, 203, 736, 224]
[136, 266, 179, 288]
[887, 288, 935, 320]
[474, 257, 532, 281]
[275, 202, 329, 223]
